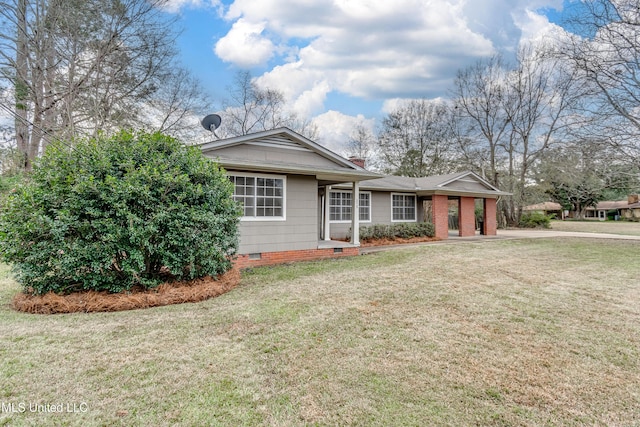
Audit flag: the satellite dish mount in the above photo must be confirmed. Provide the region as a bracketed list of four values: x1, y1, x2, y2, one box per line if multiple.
[201, 114, 222, 139]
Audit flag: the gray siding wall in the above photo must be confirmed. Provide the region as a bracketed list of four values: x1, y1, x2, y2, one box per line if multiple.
[329, 191, 420, 239]
[214, 144, 343, 170]
[236, 174, 318, 254]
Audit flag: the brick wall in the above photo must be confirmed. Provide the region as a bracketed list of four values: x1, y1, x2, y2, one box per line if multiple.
[431, 195, 449, 239]
[233, 247, 360, 269]
[458, 197, 476, 237]
[483, 198, 497, 236]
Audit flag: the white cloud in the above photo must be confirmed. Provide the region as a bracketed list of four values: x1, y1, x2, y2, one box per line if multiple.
[515, 8, 570, 48]
[292, 82, 331, 119]
[312, 110, 376, 155]
[254, 63, 330, 117]
[381, 97, 448, 114]
[160, 0, 568, 142]
[212, 0, 565, 120]
[214, 19, 276, 67]
[160, 0, 223, 14]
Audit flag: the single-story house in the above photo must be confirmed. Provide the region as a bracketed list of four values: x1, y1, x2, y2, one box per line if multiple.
[584, 200, 628, 220]
[522, 201, 564, 218]
[623, 194, 640, 220]
[198, 128, 509, 268]
[525, 197, 639, 221]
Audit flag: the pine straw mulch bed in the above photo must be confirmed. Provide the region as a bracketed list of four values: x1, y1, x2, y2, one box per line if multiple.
[12, 268, 240, 315]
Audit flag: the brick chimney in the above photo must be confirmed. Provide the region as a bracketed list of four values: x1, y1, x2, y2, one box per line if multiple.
[348, 156, 366, 169]
[628, 194, 639, 204]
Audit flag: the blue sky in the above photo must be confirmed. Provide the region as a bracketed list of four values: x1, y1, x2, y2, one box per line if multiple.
[165, 0, 574, 152]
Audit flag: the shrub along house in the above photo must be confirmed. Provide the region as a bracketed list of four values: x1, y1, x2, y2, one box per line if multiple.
[198, 128, 508, 268]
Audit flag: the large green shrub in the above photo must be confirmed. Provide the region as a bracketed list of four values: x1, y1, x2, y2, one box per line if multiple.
[518, 212, 552, 229]
[0, 173, 25, 196]
[0, 130, 241, 295]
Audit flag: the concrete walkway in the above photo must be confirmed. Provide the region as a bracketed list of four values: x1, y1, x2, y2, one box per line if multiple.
[498, 229, 640, 241]
[359, 228, 640, 254]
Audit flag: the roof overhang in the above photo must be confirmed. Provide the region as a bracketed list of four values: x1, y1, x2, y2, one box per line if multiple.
[335, 183, 510, 198]
[336, 170, 511, 198]
[199, 127, 382, 184]
[416, 189, 511, 198]
[212, 158, 382, 184]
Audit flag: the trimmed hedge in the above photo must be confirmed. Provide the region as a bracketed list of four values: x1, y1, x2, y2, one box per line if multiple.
[351, 222, 435, 241]
[0, 130, 241, 295]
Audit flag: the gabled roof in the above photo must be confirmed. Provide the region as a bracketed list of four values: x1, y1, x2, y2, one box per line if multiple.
[593, 200, 629, 210]
[198, 129, 508, 197]
[197, 127, 381, 184]
[525, 200, 633, 211]
[524, 202, 563, 211]
[347, 171, 510, 198]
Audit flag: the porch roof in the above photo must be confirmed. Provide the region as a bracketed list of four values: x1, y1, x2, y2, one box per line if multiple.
[335, 171, 510, 198]
[215, 158, 382, 184]
[587, 200, 629, 210]
[523, 202, 563, 211]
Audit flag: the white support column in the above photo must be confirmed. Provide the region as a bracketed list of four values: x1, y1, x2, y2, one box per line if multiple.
[324, 185, 332, 241]
[350, 181, 360, 246]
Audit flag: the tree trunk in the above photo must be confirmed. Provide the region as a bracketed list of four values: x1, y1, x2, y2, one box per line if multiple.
[14, 0, 30, 169]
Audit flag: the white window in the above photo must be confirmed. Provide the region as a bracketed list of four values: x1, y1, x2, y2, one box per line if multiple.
[330, 191, 351, 222]
[359, 192, 371, 222]
[229, 174, 285, 220]
[391, 193, 416, 222]
[330, 191, 371, 222]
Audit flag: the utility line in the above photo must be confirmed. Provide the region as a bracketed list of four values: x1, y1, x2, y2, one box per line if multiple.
[0, 101, 77, 154]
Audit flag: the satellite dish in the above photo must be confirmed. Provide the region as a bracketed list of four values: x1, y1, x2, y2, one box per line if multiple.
[201, 114, 222, 138]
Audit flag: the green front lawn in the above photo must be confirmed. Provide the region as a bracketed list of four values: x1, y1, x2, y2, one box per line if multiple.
[1, 238, 639, 426]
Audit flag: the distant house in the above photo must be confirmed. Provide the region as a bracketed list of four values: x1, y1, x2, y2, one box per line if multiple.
[524, 198, 637, 221]
[198, 128, 509, 268]
[523, 202, 564, 219]
[622, 195, 640, 220]
[584, 200, 628, 221]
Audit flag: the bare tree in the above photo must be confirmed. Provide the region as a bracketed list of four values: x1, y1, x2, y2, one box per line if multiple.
[557, 0, 640, 161]
[377, 99, 456, 177]
[8, 0, 30, 169]
[218, 70, 317, 139]
[346, 124, 375, 164]
[451, 55, 512, 187]
[451, 47, 584, 225]
[0, 0, 208, 170]
[146, 66, 213, 138]
[501, 45, 586, 224]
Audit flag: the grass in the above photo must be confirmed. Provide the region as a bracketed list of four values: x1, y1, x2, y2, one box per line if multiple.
[551, 219, 640, 236]
[1, 238, 640, 426]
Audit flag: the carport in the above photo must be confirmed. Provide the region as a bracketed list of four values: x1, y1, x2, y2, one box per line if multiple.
[427, 194, 499, 239]
[350, 171, 510, 241]
[407, 172, 510, 240]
